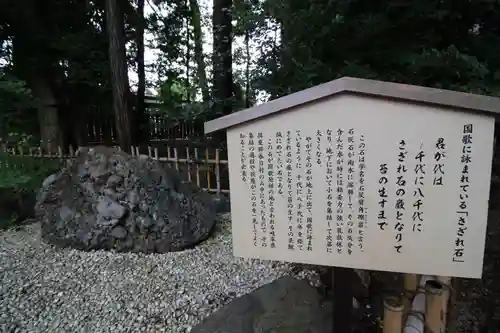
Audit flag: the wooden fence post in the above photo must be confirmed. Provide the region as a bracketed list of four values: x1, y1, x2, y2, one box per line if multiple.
[215, 148, 221, 194]
[186, 147, 192, 183]
[205, 148, 211, 190]
[194, 148, 201, 188]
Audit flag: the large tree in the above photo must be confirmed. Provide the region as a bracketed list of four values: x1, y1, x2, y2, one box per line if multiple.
[106, 0, 133, 151]
[134, 0, 149, 143]
[212, 0, 233, 117]
[190, 0, 210, 102]
[4, 0, 64, 150]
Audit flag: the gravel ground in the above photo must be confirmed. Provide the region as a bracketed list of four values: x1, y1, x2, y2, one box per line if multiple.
[0, 214, 320, 333]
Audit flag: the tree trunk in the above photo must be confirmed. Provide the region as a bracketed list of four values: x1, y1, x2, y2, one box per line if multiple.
[135, 0, 148, 144]
[106, 0, 132, 151]
[185, 1, 191, 102]
[10, 1, 64, 151]
[244, 30, 251, 108]
[31, 76, 63, 151]
[190, 0, 210, 102]
[212, 0, 232, 117]
[211, 0, 232, 144]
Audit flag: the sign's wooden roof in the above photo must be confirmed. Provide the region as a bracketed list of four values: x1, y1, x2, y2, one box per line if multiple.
[204, 77, 500, 133]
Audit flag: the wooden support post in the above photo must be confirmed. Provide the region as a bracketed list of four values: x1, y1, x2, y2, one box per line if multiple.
[332, 267, 353, 333]
[383, 296, 404, 333]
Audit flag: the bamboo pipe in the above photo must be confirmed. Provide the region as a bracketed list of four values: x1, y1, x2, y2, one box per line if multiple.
[383, 296, 404, 333]
[436, 276, 451, 327]
[404, 275, 434, 333]
[425, 280, 447, 333]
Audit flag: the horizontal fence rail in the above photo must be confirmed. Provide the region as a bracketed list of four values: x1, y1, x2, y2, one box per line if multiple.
[0, 143, 230, 194]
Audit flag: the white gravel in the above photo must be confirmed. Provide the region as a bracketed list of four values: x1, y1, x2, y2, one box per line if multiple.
[0, 214, 320, 333]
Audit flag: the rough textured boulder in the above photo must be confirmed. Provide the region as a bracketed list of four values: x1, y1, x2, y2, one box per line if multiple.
[192, 276, 332, 333]
[35, 146, 216, 253]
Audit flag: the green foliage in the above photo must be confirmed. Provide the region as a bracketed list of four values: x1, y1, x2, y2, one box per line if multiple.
[255, 0, 500, 99]
[0, 150, 62, 229]
[0, 132, 61, 229]
[0, 71, 37, 137]
[0, 132, 61, 192]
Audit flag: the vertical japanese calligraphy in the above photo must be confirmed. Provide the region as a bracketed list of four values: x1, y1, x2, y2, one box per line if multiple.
[248, 132, 257, 247]
[378, 163, 388, 230]
[336, 129, 345, 254]
[454, 124, 473, 263]
[276, 132, 284, 195]
[394, 140, 408, 253]
[412, 144, 426, 233]
[295, 130, 304, 251]
[305, 136, 313, 251]
[357, 135, 366, 251]
[240, 133, 247, 182]
[325, 129, 334, 253]
[257, 132, 267, 247]
[286, 130, 294, 250]
[267, 138, 276, 249]
[346, 129, 355, 255]
[433, 138, 446, 186]
[316, 130, 322, 165]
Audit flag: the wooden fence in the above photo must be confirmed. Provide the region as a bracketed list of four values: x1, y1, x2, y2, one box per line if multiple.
[0, 144, 230, 194]
[84, 97, 207, 143]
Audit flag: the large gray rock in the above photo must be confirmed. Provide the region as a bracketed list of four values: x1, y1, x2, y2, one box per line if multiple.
[35, 146, 216, 253]
[192, 276, 332, 333]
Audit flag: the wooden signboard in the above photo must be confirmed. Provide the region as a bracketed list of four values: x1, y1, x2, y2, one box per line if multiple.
[205, 77, 499, 279]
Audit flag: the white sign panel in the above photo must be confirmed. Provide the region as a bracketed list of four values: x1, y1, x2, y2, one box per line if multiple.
[226, 94, 495, 278]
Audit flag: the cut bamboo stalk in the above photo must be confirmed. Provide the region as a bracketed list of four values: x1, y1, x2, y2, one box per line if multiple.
[148, 146, 152, 158]
[425, 280, 446, 333]
[69, 145, 74, 157]
[57, 146, 63, 158]
[383, 296, 404, 333]
[436, 276, 451, 326]
[404, 275, 434, 333]
[154, 147, 159, 160]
